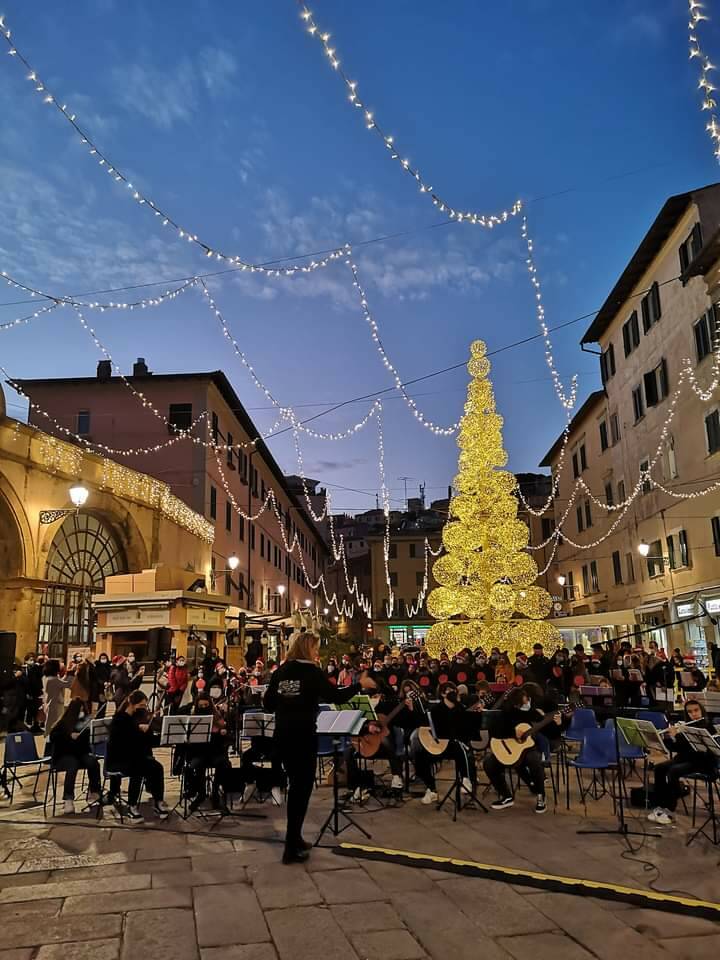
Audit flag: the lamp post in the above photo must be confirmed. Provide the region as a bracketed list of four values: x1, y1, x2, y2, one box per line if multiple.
[278, 583, 286, 615]
[40, 484, 90, 524]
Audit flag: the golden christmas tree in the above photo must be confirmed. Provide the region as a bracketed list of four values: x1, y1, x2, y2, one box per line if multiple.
[425, 340, 560, 659]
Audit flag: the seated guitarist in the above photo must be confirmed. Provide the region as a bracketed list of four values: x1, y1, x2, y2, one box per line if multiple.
[483, 686, 560, 813]
[412, 681, 476, 806]
[346, 684, 406, 796]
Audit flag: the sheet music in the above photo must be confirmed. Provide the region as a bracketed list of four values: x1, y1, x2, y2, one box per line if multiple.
[241, 712, 275, 738]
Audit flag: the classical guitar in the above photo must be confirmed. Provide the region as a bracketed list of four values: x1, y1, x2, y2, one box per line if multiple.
[489, 705, 573, 766]
[355, 691, 419, 758]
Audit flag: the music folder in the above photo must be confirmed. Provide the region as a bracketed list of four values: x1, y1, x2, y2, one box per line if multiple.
[680, 725, 720, 758]
[334, 695, 377, 721]
[616, 717, 669, 756]
[316, 708, 365, 736]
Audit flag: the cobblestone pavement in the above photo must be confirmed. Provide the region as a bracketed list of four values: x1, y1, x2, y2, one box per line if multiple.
[0, 762, 718, 960]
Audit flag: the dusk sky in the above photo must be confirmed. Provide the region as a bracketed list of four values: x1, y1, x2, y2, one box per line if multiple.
[1, 0, 719, 514]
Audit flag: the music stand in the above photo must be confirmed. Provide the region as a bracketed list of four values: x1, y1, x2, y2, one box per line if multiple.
[680, 726, 720, 846]
[432, 711, 488, 820]
[160, 714, 212, 820]
[315, 708, 370, 846]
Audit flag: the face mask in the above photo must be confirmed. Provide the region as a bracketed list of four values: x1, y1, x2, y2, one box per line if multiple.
[519, 702, 532, 712]
[328, 666, 335, 673]
[445, 690, 457, 703]
[100, 658, 108, 664]
[177, 661, 186, 668]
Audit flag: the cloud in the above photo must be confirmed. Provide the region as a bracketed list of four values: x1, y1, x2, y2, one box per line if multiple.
[198, 48, 238, 95]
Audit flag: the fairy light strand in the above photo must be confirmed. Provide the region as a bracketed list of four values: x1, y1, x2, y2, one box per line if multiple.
[688, 1, 720, 162]
[296, 4, 523, 227]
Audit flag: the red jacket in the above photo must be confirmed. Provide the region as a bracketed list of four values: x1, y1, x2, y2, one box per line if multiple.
[167, 664, 189, 694]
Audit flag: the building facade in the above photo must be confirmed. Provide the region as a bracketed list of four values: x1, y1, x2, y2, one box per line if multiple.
[15, 362, 328, 644]
[542, 184, 720, 666]
[0, 384, 216, 660]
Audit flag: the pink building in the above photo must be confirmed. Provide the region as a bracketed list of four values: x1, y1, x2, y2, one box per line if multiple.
[15, 360, 327, 647]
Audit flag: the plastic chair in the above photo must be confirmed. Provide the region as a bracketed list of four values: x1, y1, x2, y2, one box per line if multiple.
[642, 711, 669, 731]
[567, 727, 617, 810]
[2, 731, 51, 802]
[563, 708, 599, 743]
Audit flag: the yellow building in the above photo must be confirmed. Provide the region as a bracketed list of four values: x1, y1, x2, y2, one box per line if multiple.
[542, 183, 720, 666]
[0, 385, 220, 661]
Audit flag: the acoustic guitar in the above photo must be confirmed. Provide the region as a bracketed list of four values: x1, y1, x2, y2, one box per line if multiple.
[489, 705, 573, 766]
[355, 691, 419, 758]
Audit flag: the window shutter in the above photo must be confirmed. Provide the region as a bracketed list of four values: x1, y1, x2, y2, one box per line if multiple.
[679, 242, 690, 274]
[644, 371, 658, 407]
[691, 222, 703, 258]
[641, 296, 651, 333]
[631, 311, 640, 347]
[651, 282, 661, 322]
[659, 358, 669, 398]
[600, 352, 608, 383]
[608, 343, 616, 376]
[623, 322, 631, 357]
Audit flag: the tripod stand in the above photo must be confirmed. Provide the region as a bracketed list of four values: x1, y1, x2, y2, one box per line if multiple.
[436, 740, 488, 821]
[315, 736, 371, 846]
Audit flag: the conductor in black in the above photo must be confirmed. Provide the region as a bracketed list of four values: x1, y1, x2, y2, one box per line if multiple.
[264, 630, 376, 864]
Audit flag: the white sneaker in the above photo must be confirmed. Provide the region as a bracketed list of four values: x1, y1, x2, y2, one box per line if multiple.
[62, 800, 75, 815]
[462, 777, 474, 795]
[125, 806, 144, 823]
[421, 789, 438, 805]
[154, 799, 170, 820]
[648, 807, 672, 825]
[87, 792, 101, 805]
[242, 784, 255, 803]
[352, 787, 369, 803]
[391, 775, 403, 791]
[271, 786, 284, 806]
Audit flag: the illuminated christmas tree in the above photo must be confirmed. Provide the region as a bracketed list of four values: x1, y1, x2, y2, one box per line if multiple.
[425, 340, 560, 659]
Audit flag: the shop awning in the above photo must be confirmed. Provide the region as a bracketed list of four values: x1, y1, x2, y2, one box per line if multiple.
[634, 598, 669, 615]
[554, 609, 637, 630]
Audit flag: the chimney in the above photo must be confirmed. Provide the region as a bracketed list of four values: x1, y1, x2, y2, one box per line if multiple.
[132, 357, 150, 377]
[97, 360, 112, 381]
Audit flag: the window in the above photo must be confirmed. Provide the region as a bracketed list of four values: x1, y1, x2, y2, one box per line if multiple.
[582, 564, 590, 596]
[389, 543, 397, 560]
[610, 413, 621, 445]
[576, 506, 584, 533]
[647, 540, 664, 578]
[632, 385, 644, 422]
[226, 433, 234, 468]
[604, 481, 614, 506]
[224, 572, 232, 597]
[590, 560, 599, 593]
[712, 516, 720, 557]
[250, 466, 258, 497]
[76, 410, 91, 435]
[679, 222, 703, 273]
[706, 409, 720, 454]
[416, 571, 424, 587]
[694, 308, 716, 363]
[612, 550, 623, 585]
[622, 311, 640, 356]
[389, 572, 398, 587]
[679, 529, 690, 567]
[666, 534, 676, 570]
[640, 458, 651, 495]
[662, 437, 678, 480]
[238, 516, 245, 541]
[599, 420, 609, 452]
[566, 570, 575, 599]
[260, 533, 265, 557]
[238, 450, 248, 483]
[409, 543, 417, 559]
[617, 478, 626, 503]
[600, 343, 616, 383]
[209, 486, 217, 519]
[626, 552, 636, 583]
[250, 523, 255, 550]
[584, 499, 592, 528]
[211, 412, 219, 444]
[643, 358, 669, 407]
[641, 281, 662, 333]
[541, 517, 554, 539]
[580, 443, 587, 471]
[572, 451, 579, 479]
[168, 403, 192, 434]
[225, 501, 232, 533]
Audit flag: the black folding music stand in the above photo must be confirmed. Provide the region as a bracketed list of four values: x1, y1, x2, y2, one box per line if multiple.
[161, 714, 213, 820]
[681, 726, 720, 846]
[315, 708, 370, 846]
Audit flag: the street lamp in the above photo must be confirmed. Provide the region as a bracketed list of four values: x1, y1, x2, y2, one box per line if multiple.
[304, 599, 312, 609]
[557, 575, 566, 587]
[323, 607, 329, 616]
[227, 554, 240, 572]
[40, 484, 90, 524]
[637, 540, 650, 558]
[69, 485, 89, 509]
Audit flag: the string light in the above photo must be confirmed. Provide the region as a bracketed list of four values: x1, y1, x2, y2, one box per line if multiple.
[521, 217, 578, 412]
[296, 5, 523, 227]
[0, 301, 60, 331]
[347, 258, 460, 435]
[0, 16, 348, 277]
[687, 1, 720, 162]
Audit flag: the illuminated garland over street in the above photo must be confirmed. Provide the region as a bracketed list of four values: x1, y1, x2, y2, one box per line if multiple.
[688, 1, 720, 162]
[297, 5, 523, 227]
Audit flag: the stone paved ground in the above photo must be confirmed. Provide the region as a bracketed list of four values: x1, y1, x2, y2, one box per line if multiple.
[0, 757, 718, 960]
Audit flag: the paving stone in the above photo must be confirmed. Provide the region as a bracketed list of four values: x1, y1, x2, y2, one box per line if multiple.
[0, 862, 20, 876]
[0, 870, 51, 888]
[193, 845, 277, 871]
[498, 932, 595, 960]
[0, 951, 34, 960]
[0, 872, 150, 903]
[313, 867, 384, 903]
[350, 930, 426, 960]
[0, 899, 62, 921]
[436, 877, 557, 937]
[201, 948, 278, 960]
[265, 905, 359, 960]
[63, 887, 191, 914]
[5, 838, 65, 861]
[249, 862, 320, 909]
[305, 847, 356, 870]
[122, 908, 198, 960]
[357, 858, 435, 892]
[152, 865, 247, 888]
[330, 901, 405, 933]
[48, 858, 192, 880]
[194, 883, 269, 947]
[629, 908, 720, 938]
[0, 914, 122, 948]
[37, 939, 120, 960]
[392, 889, 509, 960]
[655, 935, 720, 959]
[19, 851, 128, 873]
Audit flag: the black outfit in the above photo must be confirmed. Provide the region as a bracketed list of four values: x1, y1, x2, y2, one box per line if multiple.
[264, 660, 360, 854]
[48, 723, 101, 799]
[106, 710, 164, 806]
[653, 720, 718, 812]
[94, 660, 111, 702]
[526, 654, 551, 687]
[483, 705, 549, 800]
[413, 699, 476, 791]
[23, 663, 42, 729]
[245, 639, 263, 669]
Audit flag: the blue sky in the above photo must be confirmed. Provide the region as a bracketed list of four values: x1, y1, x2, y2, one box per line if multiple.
[1, 0, 718, 513]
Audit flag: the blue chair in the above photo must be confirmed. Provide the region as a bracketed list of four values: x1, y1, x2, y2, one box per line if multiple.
[2, 731, 51, 802]
[563, 708, 599, 743]
[568, 728, 618, 810]
[642, 711, 669, 731]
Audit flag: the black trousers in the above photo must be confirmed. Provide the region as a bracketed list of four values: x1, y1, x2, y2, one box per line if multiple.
[276, 734, 316, 848]
[109, 756, 164, 806]
[484, 749, 545, 799]
[654, 757, 714, 812]
[57, 753, 101, 799]
[412, 739, 475, 792]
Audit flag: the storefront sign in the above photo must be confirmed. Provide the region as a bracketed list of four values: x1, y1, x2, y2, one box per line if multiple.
[106, 607, 170, 627]
[676, 603, 696, 619]
[186, 606, 223, 627]
[703, 598, 720, 615]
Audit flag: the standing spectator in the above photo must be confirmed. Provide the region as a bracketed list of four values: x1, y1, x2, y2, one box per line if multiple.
[23, 654, 43, 732]
[245, 636, 263, 669]
[526, 643, 551, 686]
[70, 655, 95, 710]
[94, 653, 112, 707]
[43, 659, 72, 734]
[166, 655, 190, 711]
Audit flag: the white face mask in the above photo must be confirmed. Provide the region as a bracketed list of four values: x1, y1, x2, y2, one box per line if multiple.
[519, 702, 532, 712]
